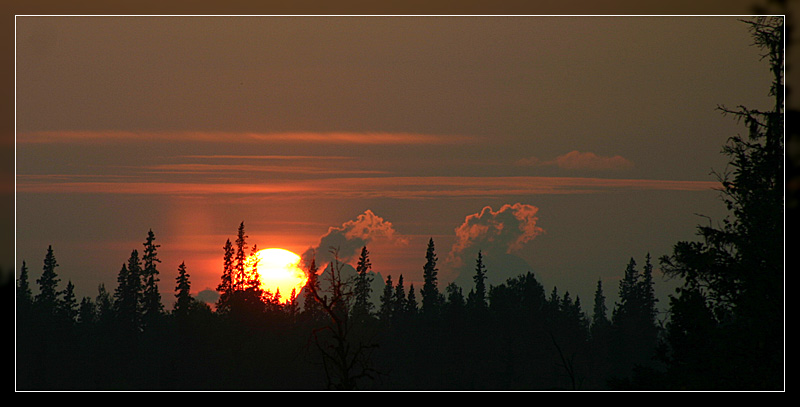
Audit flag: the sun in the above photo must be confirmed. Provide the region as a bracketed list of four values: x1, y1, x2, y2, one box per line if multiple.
[246, 248, 308, 303]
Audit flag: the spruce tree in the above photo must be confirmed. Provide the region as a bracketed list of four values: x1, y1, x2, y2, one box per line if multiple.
[392, 274, 407, 320]
[591, 279, 610, 334]
[302, 258, 324, 322]
[467, 250, 488, 311]
[379, 275, 394, 323]
[421, 238, 442, 317]
[352, 246, 374, 321]
[406, 284, 418, 315]
[60, 280, 78, 322]
[35, 245, 60, 313]
[216, 239, 235, 314]
[78, 296, 96, 325]
[17, 261, 33, 310]
[141, 229, 163, 319]
[174, 261, 192, 319]
[234, 222, 248, 292]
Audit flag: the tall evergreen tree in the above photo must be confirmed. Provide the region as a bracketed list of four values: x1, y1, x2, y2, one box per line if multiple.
[421, 238, 442, 317]
[95, 283, 113, 326]
[234, 222, 248, 292]
[60, 280, 78, 322]
[216, 238, 235, 314]
[35, 245, 60, 313]
[392, 274, 407, 320]
[379, 275, 394, 323]
[174, 261, 192, 319]
[301, 257, 325, 323]
[352, 246, 374, 321]
[141, 229, 163, 320]
[17, 260, 33, 310]
[114, 250, 144, 330]
[660, 17, 784, 389]
[78, 296, 96, 325]
[591, 279, 610, 334]
[406, 284, 418, 316]
[467, 250, 488, 311]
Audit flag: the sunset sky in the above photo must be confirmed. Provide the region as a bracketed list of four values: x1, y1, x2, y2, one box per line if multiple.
[14, 15, 777, 309]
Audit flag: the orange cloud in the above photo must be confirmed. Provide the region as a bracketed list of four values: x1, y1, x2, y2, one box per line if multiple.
[303, 209, 408, 266]
[16, 175, 721, 197]
[17, 130, 475, 145]
[517, 150, 635, 171]
[448, 203, 545, 267]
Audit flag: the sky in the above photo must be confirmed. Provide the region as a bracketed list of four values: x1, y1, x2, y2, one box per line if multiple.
[13, 15, 779, 313]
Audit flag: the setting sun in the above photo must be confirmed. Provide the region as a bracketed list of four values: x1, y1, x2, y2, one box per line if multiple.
[246, 248, 308, 303]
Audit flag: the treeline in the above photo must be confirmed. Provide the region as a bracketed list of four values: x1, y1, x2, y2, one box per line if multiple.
[14, 17, 783, 391]
[15, 223, 664, 390]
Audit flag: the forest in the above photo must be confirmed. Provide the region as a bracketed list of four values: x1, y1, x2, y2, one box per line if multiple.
[13, 17, 784, 391]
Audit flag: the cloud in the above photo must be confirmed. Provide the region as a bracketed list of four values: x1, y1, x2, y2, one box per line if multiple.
[17, 130, 475, 145]
[517, 150, 634, 171]
[16, 176, 721, 197]
[301, 210, 408, 268]
[446, 203, 545, 290]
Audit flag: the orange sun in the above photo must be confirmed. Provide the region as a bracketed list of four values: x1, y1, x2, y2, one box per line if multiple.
[246, 248, 308, 303]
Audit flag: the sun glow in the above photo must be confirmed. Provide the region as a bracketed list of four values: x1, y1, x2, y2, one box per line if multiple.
[246, 248, 308, 303]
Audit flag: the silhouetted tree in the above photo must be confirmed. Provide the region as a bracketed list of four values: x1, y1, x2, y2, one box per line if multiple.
[234, 222, 248, 292]
[17, 261, 33, 313]
[114, 250, 143, 331]
[406, 284, 418, 316]
[659, 17, 784, 390]
[95, 283, 113, 326]
[466, 250, 488, 312]
[392, 274, 407, 321]
[301, 257, 325, 323]
[610, 256, 659, 381]
[216, 239, 235, 314]
[174, 261, 192, 319]
[352, 246, 374, 322]
[141, 229, 163, 321]
[591, 279, 610, 334]
[305, 248, 379, 389]
[421, 238, 443, 317]
[60, 280, 78, 322]
[78, 296, 96, 325]
[35, 245, 60, 313]
[378, 275, 394, 323]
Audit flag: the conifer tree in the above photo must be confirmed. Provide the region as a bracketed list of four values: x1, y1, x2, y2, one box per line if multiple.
[114, 250, 144, 330]
[467, 250, 488, 311]
[421, 238, 444, 318]
[591, 279, 610, 334]
[141, 229, 163, 319]
[78, 296, 96, 325]
[60, 280, 78, 322]
[379, 275, 394, 323]
[393, 274, 407, 319]
[95, 283, 113, 325]
[406, 284, 418, 315]
[234, 222, 248, 291]
[174, 261, 192, 319]
[302, 257, 324, 322]
[17, 260, 33, 310]
[352, 246, 374, 321]
[216, 239, 235, 314]
[35, 245, 60, 313]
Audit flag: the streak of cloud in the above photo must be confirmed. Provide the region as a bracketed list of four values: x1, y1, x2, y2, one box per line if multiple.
[517, 150, 635, 171]
[17, 130, 476, 145]
[16, 176, 721, 197]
